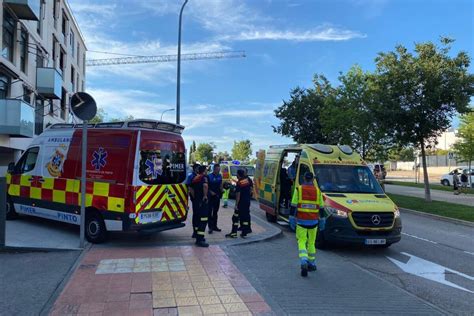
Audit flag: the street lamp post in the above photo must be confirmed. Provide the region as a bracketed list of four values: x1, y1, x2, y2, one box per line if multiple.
[161, 108, 175, 121]
[176, 0, 189, 125]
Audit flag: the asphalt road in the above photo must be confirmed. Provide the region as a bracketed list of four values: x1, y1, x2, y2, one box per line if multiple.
[225, 202, 474, 315]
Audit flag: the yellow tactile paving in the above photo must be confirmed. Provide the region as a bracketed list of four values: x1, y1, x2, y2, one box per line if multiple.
[201, 303, 227, 314]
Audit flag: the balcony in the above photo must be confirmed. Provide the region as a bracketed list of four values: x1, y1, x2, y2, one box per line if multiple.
[0, 99, 34, 138]
[4, 0, 40, 21]
[37, 67, 62, 99]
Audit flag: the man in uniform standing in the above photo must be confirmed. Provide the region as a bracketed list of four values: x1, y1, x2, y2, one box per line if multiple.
[291, 172, 321, 277]
[191, 165, 210, 247]
[226, 169, 253, 238]
[208, 164, 223, 233]
[186, 163, 200, 238]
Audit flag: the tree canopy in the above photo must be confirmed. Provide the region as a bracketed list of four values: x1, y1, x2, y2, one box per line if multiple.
[231, 140, 253, 161]
[195, 143, 215, 164]
[453, 112, 474, 173]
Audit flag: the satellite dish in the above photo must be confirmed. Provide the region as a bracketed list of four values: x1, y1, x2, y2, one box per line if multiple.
[71, 92, 97, 121]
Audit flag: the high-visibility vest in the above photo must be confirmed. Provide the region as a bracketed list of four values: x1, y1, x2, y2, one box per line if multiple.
[295, 184, 321, 226]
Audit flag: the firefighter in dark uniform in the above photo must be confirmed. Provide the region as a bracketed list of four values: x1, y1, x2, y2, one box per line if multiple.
[226, 169, 253, 238]
[186, 163, 200, 238]
[190, 165, 210, 247]
[208, 163, 223, 234]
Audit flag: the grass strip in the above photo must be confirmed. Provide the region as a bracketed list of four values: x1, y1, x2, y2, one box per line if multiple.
[387, 193, 474, 222]
[385, 180, 473, 195]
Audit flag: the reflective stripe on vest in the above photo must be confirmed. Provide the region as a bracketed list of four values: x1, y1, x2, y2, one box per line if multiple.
[297, 185, 320, 222]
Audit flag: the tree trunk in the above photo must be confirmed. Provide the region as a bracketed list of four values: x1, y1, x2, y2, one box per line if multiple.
[420, 142, 432, 202]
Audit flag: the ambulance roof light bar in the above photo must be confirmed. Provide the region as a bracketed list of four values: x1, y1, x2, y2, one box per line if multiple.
[48, 120, 185, 134]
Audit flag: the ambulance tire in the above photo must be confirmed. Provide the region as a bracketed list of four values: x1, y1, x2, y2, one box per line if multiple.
[6, 200, 19, 220]
[85, 211, 107, 243]
[315, 229, 329, 249]
[266, 212, 277, 223]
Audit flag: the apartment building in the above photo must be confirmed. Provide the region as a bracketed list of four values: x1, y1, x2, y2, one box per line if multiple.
[0, 0, 86, 172]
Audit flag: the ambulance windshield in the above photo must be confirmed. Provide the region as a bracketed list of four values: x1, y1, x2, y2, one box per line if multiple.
[313, 164, 384, 194]
[139, 150, 186, 184]
[230, 166, 255, 177]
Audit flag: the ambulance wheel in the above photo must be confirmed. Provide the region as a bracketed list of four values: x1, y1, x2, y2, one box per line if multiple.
[266, 212, 277, 223]
[315, 230, 329, 249]
[85, 211, 107, 243]
[6, 201, 19, 220]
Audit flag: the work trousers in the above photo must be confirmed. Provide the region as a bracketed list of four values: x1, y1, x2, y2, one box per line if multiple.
[191, 199, 198, 234]
[209, 195, 220, 229]
[296, 225, 318, 265]
[222, 189, 230, 207]
[229, 202, 251, 237]
[194, 200, 209, 241]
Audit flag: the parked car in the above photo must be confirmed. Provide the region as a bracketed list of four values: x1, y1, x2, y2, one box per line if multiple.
[368, 164, 387, 179]
[440, 167, 474, 186]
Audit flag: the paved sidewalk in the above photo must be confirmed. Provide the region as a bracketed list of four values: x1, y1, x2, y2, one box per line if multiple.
[50, 246, 273, 315]
[385, 184, 474, 206]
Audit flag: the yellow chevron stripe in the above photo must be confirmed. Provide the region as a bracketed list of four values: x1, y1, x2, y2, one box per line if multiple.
[146, 186, 166, 210]
[135, 185, 159, 212]
[174, 185, 187, 204]
[136, 186, 148, 200]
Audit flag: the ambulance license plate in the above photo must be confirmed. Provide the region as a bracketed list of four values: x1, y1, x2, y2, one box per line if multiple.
[138, 211, 162, 224]
[365, 239, 386, 245]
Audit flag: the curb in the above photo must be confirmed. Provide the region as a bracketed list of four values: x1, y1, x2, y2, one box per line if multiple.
[401, 208, 474, 228]
[0, 245, 84, 252]
[219, 201, 283, 247]
[39, 243, 91, 316]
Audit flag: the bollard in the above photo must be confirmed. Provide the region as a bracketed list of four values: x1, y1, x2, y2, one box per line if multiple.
[0, 177, 6, 248]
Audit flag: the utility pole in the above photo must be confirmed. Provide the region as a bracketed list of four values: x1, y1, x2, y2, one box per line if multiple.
[176, 0, 189, 125]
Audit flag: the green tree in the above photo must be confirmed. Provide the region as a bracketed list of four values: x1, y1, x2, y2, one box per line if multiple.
[195, 143, 215, 164]
[322, 65, 389, 161]
[89, 108, 135, 123]
[373, 38, 474, 201]
[388, 147, 416, 162]
[231, 140, 252, 161]
[273, 75, 337, 143]
[215, 151, 232, 162]
[89, 108, 106, 124]
[188, 141, 197, 164]
[453, 112, 474, 178]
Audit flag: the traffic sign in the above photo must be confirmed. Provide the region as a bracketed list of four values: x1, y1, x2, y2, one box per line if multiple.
[448, 152, 454, 160]
[71, 92, 97, 121]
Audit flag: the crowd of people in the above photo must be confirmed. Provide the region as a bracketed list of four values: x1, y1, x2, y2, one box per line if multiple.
[186, 163, 254, 247]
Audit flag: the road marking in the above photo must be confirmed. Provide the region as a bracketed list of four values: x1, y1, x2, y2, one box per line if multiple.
[387, 252, 474, 294]
[402, 232, 438, 244]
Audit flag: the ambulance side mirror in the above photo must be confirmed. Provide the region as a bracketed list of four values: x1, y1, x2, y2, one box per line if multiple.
[7, 162, 15, 173]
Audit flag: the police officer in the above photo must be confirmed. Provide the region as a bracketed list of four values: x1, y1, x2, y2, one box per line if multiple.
[226, 169, 253, 238]
[186, 163, 200, 238]
[291, 172, 322, 277]
[190, 165, 210, 247]
[208, 164, 223, 233]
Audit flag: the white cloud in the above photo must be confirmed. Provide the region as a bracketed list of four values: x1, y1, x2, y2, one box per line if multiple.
[221, 27, 366, 42]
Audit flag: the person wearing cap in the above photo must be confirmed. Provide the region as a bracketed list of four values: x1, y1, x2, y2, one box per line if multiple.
[291, 172, 322, 277]
[226, 169, 253, 238]
[186, 163, 200, 238]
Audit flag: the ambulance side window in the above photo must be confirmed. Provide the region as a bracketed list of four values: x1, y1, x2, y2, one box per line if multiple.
[139, 150, 186, 184]
[298, 164, 311, 185]
[15, 147, 39, 174]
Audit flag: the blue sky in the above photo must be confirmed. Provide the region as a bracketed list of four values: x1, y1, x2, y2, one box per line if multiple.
[68, 0, 473, 154]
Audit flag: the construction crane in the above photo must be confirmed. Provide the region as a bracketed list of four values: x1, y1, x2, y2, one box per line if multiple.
[86, 50, 246, 67]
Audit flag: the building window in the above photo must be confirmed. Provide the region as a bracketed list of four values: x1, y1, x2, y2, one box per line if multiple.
[53, 0, 59, 25]
[20, 28, 28, 73]
[2, 11, 15, 62]
[61, 88, 67, 120]
[59, 48, 66, 74]
[76, 74, 80, 91]
[52, 36, 57, 68]
[71, 66, 75, 91]
[36, 46, 44, 68]
[70, 30, 75, 57]
[23, 86, 31, 104]
[77, 44, 80, 65]
[0, 75, 10, 99]
[62, 11, 68, 41]
[83, 53, 86, 75]
[37, 1, 44, 35]
[82, 80, 85, 91]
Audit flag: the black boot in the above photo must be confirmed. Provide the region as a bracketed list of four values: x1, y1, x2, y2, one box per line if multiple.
[195, 240, 209, 247]
[213, 227, 222, 232]
[225, 233, 237, 239]
[301, 263, 308, 277]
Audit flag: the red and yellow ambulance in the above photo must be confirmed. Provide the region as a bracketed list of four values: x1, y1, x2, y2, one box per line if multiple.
[5, 120, 188, 243]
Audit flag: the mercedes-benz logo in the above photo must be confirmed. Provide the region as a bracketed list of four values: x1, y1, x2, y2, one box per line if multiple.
[371, 214, 381, 225]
